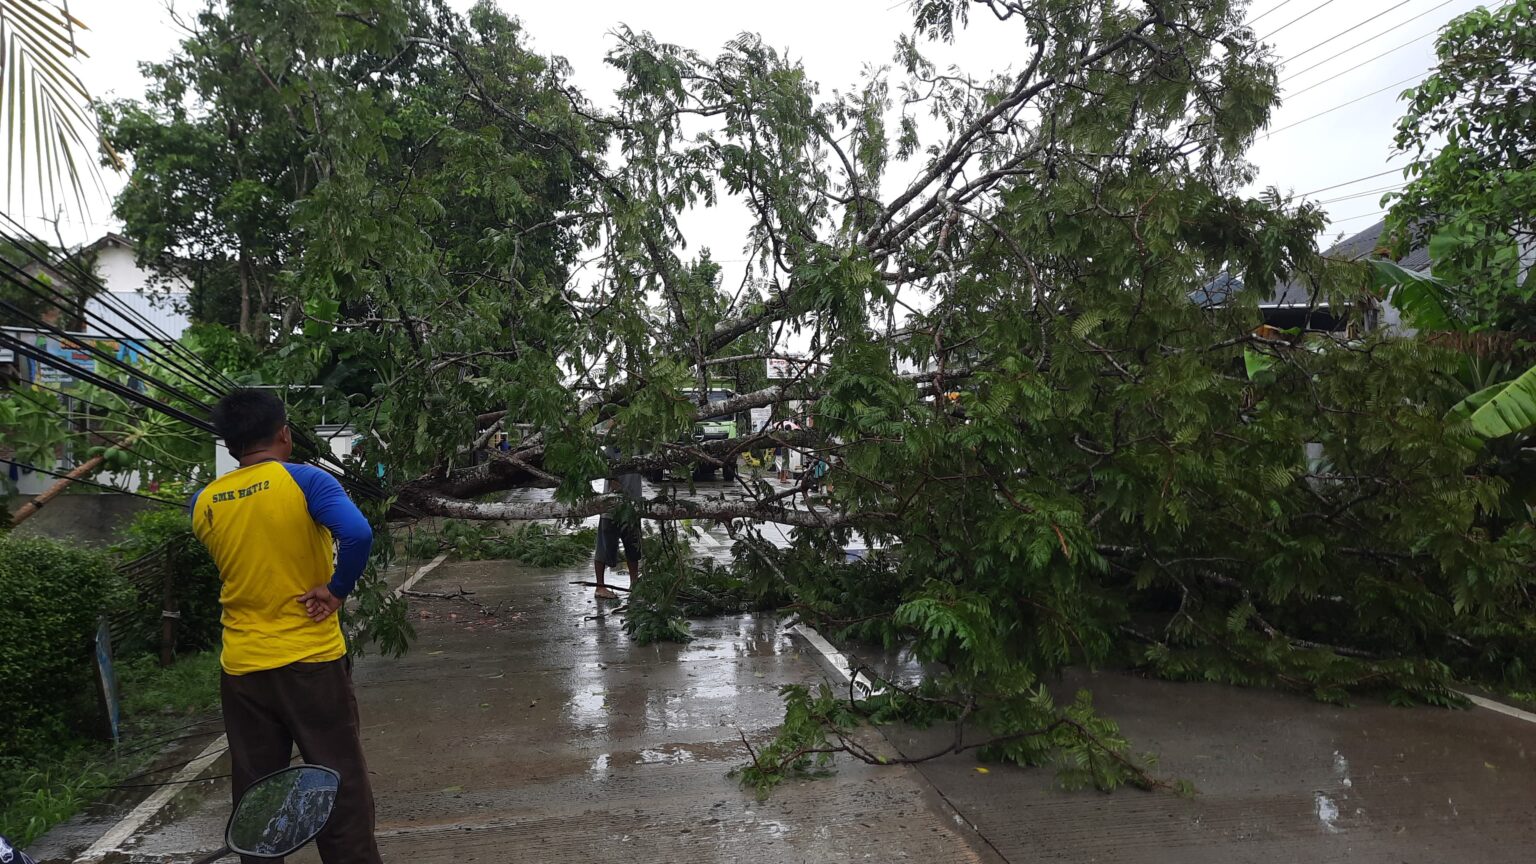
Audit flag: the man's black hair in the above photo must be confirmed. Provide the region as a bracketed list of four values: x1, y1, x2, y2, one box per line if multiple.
[211, 389, 287, 457]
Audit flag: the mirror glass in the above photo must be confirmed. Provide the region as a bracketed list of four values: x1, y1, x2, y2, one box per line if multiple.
[227, 765, 339, 857]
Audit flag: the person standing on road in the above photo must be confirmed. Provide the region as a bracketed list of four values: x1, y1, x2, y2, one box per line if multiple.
[769, 416, 799, 484]
[191, 389, 381, 864]
[594, 444, 643, 599]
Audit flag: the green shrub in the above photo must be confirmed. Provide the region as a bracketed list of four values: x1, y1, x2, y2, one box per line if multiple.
[0, 536, 131, 759]
[111, 508, 224, 655]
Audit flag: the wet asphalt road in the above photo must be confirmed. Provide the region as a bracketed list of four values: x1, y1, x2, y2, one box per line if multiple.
[70, 551, 988, 863]
[879, 668, 1536, 863]
[29, 499, 1536, 862]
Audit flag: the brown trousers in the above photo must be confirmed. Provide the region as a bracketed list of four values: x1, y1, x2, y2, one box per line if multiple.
[220, 657, 382, 864]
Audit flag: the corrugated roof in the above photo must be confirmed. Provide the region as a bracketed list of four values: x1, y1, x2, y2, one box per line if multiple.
[83, 291, 191, 341]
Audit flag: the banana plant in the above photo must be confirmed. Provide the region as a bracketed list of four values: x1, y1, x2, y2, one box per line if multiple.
[1371, 259, 1536, 440]
[1448, 366, 1536, 440]
[1370, 259, 1536, 519]
[1369, 259, 1460, 332]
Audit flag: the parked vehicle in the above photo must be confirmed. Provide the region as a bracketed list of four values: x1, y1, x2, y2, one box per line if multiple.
[644, 386, 741, 483]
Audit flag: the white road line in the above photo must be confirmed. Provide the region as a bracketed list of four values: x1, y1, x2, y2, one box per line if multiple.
[1460, 691, 1536, 725]
[395, 552, 449, 596]
[789, 623, 885, 697]
[79, 734, 229, 862]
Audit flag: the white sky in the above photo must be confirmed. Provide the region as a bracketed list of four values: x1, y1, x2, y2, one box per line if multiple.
[19, 0, 1490, 278]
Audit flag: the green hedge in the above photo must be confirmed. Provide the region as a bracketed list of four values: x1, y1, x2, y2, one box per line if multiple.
[0, 536, 131, 759]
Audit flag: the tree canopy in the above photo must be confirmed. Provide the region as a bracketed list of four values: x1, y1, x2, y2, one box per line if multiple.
[91, 0, 1536, 790]
[1388, 0, 1535, 331]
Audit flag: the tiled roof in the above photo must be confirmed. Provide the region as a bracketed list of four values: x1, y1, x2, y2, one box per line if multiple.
[1197, 219, 1430, 309]
[1271, 219, 1430, 306]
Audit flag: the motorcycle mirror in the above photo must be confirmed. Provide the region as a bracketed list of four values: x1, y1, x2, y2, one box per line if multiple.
[225, 765, 340, 859]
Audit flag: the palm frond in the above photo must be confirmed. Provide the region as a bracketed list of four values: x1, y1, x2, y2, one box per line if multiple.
[0, 0, 118, 220]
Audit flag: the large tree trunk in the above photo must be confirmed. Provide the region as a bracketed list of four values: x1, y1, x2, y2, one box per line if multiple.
[238, 249, 252, 339]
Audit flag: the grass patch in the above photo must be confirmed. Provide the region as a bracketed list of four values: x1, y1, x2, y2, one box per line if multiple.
[119, 653, 223, 721]
[0, 651, 222, 846]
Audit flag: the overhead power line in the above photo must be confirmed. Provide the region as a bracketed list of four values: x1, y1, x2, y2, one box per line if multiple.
[0, 257, 229, 400]
[0, 213, 241, 398]
[1260, 0, 1345, 42]
[0, 456, 181, 508]
[11, 379, 213, 486]
[1315, 183, 1406, 205]
[15, 390, 205, 487]
[1265, 69, 1428, 137]
[1, 224, 406, 508]
[1297, 166, 1410, 196]
[1246, 0, 1305, 28]
[1283, 30, 1438, 99]
[0, 329, 217, 431]
[1280, 0, 1463, 83]
[0, 278, 217, 414]
[1330, 208, 1389, 225]
[1280, 0, 1417, 64]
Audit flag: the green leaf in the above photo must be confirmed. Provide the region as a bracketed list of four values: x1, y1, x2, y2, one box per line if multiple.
[1070, 312, 1104, 340]
[1243, 348, 1274, 380]
[1368, 259, 1459, 331]
[1426, 227, 1469, 264]
[1450, 363, 1536, 439]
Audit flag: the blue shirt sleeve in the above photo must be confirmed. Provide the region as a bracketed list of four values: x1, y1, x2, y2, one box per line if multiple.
[284, 463, 374, 599]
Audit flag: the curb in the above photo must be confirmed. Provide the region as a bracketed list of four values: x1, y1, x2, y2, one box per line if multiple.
[77, 734, 228, 863]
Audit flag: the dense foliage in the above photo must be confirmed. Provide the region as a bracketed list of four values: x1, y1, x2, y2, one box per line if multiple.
[1388, 0, 1535, 332]
[89, 0, 1536, 791]
[406, 519, 597, 568]
[0, 536, 130, 759]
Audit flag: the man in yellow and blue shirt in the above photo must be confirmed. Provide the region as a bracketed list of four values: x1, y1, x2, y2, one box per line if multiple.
[191, 389, 380, 864]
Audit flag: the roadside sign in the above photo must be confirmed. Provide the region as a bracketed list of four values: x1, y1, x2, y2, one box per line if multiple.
[765, 355, 811, 380]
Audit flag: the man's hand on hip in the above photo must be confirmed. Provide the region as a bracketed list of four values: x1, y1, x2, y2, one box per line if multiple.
[298, 585, 343, 622]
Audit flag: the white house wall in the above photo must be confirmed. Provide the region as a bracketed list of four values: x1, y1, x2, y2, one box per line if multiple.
[93, 245, 189, 296]
[84, 245, 193, 341]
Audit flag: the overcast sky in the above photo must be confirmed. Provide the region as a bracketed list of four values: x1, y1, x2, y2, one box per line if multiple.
[24, 0, 1490, 278]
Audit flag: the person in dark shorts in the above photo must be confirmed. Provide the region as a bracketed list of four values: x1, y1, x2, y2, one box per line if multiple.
[594, 447, 643, 599]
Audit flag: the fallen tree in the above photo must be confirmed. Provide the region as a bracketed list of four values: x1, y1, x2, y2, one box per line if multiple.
[105, 0, 1536, 791]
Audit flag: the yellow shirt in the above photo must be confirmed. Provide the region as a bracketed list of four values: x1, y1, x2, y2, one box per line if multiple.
[191, 460, 372, 675]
